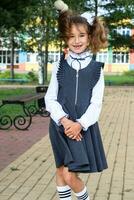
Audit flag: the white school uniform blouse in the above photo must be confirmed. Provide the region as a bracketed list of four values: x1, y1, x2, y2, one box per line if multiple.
[45, 51, 105, 131]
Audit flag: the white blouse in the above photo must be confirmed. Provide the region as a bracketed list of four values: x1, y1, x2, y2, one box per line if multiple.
[45, 51, 105, 131]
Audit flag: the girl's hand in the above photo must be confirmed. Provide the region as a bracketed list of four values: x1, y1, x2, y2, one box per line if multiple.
[72, 133, 83, 141]
[64, 121, 83, 140]
[60, 117, 83, 141]
[60, 117, 74, 130]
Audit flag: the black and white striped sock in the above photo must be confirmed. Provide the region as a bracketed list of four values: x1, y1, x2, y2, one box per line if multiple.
[57, 185, 71, 200]
[74, 186, 90, 200]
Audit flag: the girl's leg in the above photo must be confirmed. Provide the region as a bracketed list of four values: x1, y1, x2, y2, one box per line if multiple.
[56, 166, 72, 200]
[62, 167, 90, 200]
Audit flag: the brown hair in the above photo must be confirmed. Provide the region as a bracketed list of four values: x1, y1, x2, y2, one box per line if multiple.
[57, 10, 108, 53]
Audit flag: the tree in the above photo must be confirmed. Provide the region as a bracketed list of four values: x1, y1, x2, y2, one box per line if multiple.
[21, 0, 57, 84]
[83, 0, 134, 49]
[103, 0, 134, 49]
[0, 0, 36, 79]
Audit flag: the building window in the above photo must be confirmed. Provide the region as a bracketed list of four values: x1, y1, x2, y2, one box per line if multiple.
[112, 52, 129, 63]
[36, 55, 38, 62]
[0, 50, 20, 64]
[27, 54, 30, 62]
[116, 27, 131, 36]
[48, 52, 54, 63]
[0, 56, 1, 63]
[7, 51, 11, 63]
[97, 52, 108, 63]
[3, 51, 6, 63]
[15, 51, 19, 63]
[48, 51, 60, 63]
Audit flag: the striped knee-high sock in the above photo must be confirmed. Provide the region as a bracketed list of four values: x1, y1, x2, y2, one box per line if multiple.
[57, 185, 71, 200]
[74, 186, 90, 200]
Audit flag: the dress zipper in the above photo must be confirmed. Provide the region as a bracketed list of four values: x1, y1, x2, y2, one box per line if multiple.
[75, 70, 79, 105]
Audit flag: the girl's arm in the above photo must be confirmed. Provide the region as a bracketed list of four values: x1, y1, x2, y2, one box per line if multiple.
[45, 62, 68, 125]
[76, 68, 105, 131]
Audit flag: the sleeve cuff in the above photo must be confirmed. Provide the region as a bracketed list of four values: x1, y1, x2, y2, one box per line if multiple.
[58, 114, 69, 126]
[51, 112, 69, 126]
[76, 119, 88, 131]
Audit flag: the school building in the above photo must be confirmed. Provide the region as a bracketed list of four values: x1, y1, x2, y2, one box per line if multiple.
[0, 27, 134, 74]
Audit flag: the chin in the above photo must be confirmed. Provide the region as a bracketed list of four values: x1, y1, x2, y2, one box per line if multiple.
[73, 49, 84, 54]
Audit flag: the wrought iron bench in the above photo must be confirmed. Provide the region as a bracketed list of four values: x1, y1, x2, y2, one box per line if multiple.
[0, 86, 49, 130]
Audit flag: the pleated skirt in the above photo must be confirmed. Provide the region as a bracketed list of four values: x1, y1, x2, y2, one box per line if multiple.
[49, 118, 108, 173]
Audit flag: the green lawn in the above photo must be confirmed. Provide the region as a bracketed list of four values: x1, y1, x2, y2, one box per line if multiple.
[0, 88, 35, 117]
[104, 74, 134, 85]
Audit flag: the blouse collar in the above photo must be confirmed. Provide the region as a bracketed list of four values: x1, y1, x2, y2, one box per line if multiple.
[68, 50, 92, 60]
[66, 50, 92, 70]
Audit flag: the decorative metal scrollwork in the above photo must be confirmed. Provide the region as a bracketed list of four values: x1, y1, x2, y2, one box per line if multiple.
[13, 105, 32, 130]
[0, 104, 32, 131]
[13, 115, 32, 130]
[26, 100, 50, 117]
[0, 95, 49, 130]
[38, 107, 50, 117]
[27, 104, 38, 116]
[0, 115, 12, 130]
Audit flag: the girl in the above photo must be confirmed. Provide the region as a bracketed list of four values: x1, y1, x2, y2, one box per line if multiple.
[45, 0, 108, 199]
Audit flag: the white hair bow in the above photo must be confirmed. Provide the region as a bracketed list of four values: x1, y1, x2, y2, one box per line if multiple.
[81, 12, 95, 25]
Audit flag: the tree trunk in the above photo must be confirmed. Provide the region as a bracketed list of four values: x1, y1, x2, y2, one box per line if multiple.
[93, 0, 99, 60]
[94, 0, 98, 16]
[44, 41, 48, 83]
[38, 51, 45, 85]
[10, 32, 15, 79]
[44, 17, 50, 83]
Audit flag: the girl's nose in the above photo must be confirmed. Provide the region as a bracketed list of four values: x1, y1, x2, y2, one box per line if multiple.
[75, 36, 80, 43]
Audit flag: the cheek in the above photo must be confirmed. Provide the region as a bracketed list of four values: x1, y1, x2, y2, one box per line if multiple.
[86, 39, 90, 46]
[66, 39, 72, 46]
[86, 37, 90, 46]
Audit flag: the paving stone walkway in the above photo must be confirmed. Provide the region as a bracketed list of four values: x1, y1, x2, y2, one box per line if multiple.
[0, 86, 134, 200]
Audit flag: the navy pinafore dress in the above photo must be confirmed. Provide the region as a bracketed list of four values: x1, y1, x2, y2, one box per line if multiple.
[49, 56, 108, 173]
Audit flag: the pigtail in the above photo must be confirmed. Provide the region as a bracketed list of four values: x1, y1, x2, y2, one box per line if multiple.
[90, 17, 108, 53]
[54, 0, 73, 41]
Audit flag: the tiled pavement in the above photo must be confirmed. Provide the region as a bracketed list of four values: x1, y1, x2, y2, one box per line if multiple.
[0, 117, 49, 171]
[0, 86, 134, 200]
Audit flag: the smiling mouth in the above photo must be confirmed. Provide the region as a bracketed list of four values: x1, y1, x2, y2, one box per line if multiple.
[73, 45, 82, 48]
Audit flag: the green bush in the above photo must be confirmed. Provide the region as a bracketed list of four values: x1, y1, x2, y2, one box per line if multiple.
[123, 70, 134, 76]
[0, 70, 26, 79]
[0, 70, 11, 78]
[0, 70, 38, 83]
[26, 70, 38, 82]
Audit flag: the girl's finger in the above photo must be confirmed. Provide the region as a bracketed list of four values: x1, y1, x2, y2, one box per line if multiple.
[65, 129, 72, 134]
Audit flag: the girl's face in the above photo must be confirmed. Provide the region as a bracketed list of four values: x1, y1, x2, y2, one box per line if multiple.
[67, 24, 89, 54]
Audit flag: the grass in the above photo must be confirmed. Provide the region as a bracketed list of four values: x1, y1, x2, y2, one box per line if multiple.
[0, 88, 35, 117]
[104, 74, 134, 85]
[0, 70, 38, 85]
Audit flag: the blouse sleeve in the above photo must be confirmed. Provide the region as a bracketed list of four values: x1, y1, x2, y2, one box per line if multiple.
[76, 68, 105, 131]
[45, 62, 68, 125]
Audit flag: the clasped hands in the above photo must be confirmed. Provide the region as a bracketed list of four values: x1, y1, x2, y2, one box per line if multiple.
[60, 117, 83, 141]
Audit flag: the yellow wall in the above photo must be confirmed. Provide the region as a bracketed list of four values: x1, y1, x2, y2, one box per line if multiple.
[104, 63, 129, 73]
[25, 63, 38, 71]
[25, 63, 53, 72]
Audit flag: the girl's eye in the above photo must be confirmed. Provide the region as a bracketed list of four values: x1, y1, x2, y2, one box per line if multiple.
[70, 35, 74, 38]
[80, 34, 86, 37]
